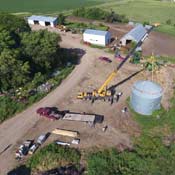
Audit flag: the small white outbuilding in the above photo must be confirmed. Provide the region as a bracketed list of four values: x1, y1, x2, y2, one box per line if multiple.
[27, 15, 58, 27]
[83, 29, 111, 46]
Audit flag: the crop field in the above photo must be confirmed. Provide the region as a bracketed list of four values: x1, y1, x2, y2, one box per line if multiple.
[97, 0, 175, 36]
[0, 0, 105, 14]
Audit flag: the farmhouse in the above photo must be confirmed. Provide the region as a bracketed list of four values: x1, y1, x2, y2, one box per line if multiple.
[83, 29, 111, 46]
[120, 24, 147, 46]
[28, 15, 58, 27]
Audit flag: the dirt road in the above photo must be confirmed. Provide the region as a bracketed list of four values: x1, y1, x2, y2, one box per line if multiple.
[0, 30, 98, 174]
[0, 27, 132, 174]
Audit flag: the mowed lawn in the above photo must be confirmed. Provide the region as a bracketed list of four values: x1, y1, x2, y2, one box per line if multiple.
[97, 0, 175, 36]
[0, 0, 105, 13]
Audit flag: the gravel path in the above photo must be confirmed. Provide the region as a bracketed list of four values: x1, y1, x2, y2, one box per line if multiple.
[0, 29, 97, 174]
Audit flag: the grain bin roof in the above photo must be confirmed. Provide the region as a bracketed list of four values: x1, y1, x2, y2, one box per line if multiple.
[122, 24, 147, 43]
[132, 80, 163, 98]
[28, 15, 58, 22]
[84, 29, 109, 36]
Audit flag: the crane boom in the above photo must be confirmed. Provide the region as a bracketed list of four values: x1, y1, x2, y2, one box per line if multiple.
[97, 71, 117, 94]
[97, 25, 155, 94]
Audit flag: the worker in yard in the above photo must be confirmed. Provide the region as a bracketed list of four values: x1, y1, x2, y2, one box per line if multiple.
[116, 92, 123, 102]
[121, 107, 128, 113]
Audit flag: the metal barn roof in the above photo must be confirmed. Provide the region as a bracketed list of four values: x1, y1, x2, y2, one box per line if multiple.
[84, 29, 109, 36]
[123, 24, 147, 43]
[28, 15, 58, 22]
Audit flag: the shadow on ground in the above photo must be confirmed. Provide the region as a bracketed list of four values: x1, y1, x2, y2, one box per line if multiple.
[7, 165, 31, 175]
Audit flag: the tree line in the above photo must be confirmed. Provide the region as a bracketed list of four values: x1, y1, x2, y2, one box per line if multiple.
[73, 7, 129, 23]
[0, 13, 62, 92]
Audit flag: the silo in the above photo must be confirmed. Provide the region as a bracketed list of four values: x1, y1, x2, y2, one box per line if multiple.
[130, 80, 163, 115]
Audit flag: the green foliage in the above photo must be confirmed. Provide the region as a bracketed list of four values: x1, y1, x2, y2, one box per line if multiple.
[87, 136, 175, 175]
[27, 143, 81, 172]
[0, 66, 73, 123]
[166, 19, 171, 25]
[66, 22, 108, 31]
[0, 12, 30, 33]
[58, 13, 66, 25]
[0, 0, 103, 13]
[20, 30, 61, 74]
[73, 7, 128, 23]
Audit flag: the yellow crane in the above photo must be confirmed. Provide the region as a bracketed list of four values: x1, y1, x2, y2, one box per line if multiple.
[77, 70, 117, 100]
[77, 23, 160, 102]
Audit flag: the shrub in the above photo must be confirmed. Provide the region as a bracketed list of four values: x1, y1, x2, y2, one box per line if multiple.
[27, 143, 81, 172]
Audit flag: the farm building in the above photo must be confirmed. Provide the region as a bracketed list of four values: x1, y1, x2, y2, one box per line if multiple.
[28, 15, 58, 27]
[83, 29, 111, 46]
[120, 24, 147, 46]
[130, 80, 163, 115]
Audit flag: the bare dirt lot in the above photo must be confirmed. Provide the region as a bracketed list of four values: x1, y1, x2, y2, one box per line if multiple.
[67, 16, 175, 57]
[0, 25, 175, 174]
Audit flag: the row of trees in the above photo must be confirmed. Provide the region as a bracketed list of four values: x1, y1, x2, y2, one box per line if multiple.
[0, 13, 62, 92]
[73, 7, 129, 23]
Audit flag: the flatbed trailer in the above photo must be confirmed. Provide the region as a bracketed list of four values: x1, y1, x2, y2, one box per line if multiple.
[62, 113, 101, 127]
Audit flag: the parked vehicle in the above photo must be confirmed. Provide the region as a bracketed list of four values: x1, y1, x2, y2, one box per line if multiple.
[37, 134, 48, 145]
[15, 140, 33, 159]
[71, 138, 80, 145]
[36, 107, 64, 120]
[55, 140, 70, 146]
[28, 143, 39, 155]
[98, 56, 112, 63]
[115, 54, 125, 61]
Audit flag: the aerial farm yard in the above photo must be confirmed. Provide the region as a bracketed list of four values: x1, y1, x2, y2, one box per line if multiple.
[1, 23, 175, 173]
[0, 1, 175, 174]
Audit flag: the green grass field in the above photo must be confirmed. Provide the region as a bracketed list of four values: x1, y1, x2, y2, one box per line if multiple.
[0, 0, 105, 14]
[0, 0, 174, 35]
[97, 0, 175, 36]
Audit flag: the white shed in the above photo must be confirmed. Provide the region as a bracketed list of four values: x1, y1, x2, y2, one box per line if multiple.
[83, 29, 111, 46]
[28, 15, 58, 27]
[120, 24, 147, 46]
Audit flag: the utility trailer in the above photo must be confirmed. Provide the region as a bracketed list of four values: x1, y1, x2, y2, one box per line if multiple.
[62, 113, 103, 126]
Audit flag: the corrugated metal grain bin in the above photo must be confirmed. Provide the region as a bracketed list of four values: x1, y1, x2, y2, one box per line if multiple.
[52, 129, 79, 138]
[130, 80, 163, 115]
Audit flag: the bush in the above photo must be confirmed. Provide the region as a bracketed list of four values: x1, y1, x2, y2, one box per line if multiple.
[166, 19, 171, 25]
[27, 143, 81, 172]
[87, 136, 175, 175]
[72, 7, 128, 23]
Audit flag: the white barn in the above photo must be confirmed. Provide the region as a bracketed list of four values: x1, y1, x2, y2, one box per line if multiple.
[83, 29, 111, 46]
[120, 24, 147, 46]
[28, 15, 58, 27]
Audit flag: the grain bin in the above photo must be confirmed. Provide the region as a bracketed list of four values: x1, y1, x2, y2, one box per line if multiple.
[130, 80, 163, 115]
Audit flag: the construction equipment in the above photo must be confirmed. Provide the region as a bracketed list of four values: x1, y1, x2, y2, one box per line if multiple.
[77, 23, 159, 102]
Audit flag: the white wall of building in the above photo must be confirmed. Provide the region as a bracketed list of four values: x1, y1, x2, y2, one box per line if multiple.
[28, 19, 34, 25]
[39, 21, 45, 27]
[28, 20, 55, 27]
[83, 33, 110, 46]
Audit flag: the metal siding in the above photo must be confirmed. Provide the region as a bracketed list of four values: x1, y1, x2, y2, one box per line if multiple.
[120, 24, 147, 44]
[84, 29, 109, 36]
[130, 80, 162, 115]
[28, 15, 58, 23]
[83, 33, 106, 46]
